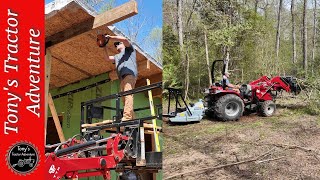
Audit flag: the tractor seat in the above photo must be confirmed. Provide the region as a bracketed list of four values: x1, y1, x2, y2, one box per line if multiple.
[214, 82, 222, 87]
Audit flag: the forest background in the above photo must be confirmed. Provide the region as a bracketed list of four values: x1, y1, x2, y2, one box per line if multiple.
[163, 0, 320, 114]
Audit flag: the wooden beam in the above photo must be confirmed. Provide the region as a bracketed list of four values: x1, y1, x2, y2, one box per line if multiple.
[46, 1, 138, 48]
[136, 73, 162, 97]
[45, 49, 52, 144]
[135, 73, 162, 87]
[108, 71, 162, 97]
[93, 0, 138, 28]
[48, 93, 66, 142]
[82, 121, 161, 130]
[82, 126, 161, 134]
[147, 60, 150, 69]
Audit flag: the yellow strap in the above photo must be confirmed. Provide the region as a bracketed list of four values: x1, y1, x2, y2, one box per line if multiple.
[147, 79, 161, 152]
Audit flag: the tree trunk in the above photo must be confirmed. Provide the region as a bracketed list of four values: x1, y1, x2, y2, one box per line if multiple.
[184, 50, 190, 100]
[225, 0, 232, 74]
[204, 29, 212, 85]
[264, 3, 268, 20]
[275, 0, 283, 63]
[311, 0, 317, 76]
[302, 0, 308, 74]
[224, 46, 230, 73]
[198, 55, 201, 99]
[291, 0, 297, 64]
[177, 0, 184, 57]
[254, 0, 258, 14]
[177, 0, 187, 92]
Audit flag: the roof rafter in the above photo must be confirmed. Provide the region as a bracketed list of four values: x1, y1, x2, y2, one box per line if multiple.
[46, 0, 138, 48]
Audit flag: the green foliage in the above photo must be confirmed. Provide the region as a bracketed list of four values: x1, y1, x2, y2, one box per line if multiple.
[83, 0, 115, 13]
[299, 77, 320, 115]
[98, 0, 115, 12]
[145, 27, 163, 63]
[209, 22, 252, 47]
[163, 25, 183, 89]
[163, 0, 320, 99]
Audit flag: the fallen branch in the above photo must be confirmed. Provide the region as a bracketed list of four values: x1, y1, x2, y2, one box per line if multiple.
[255, 142, 319, 154]
[164, 148, 283, 180]
[251, 142, 320, 162]
[255, 156, 286, 164]
[272, 143, 315, 152]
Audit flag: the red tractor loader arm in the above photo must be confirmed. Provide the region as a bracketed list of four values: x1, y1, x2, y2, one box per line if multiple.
[250, 76, 300, 94]
[45, 134, 128, 180]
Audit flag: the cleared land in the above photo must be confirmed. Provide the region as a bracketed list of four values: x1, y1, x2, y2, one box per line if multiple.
[163, 97, 320, 179]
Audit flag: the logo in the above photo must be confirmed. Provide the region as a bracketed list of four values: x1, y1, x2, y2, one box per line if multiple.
[49, 165, 56, 174]
[6, 142, 39, 175]
[48, 164, 61, 179]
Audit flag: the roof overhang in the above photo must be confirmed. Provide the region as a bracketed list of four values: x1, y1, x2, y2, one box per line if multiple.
[45, 0, 162, 89]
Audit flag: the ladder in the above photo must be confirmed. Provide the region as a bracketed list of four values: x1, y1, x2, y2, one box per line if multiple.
[146, 79, 161, 152]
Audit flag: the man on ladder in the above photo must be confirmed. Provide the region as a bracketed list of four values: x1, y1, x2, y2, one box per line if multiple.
[98, 34, 138, 121]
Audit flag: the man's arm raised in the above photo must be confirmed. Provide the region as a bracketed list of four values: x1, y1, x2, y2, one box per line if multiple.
[104, 46, 115, 62]
[107, 35, 130, 47]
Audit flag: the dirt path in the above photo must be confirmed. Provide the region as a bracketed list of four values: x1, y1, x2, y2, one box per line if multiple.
[163, 99, 320, 179]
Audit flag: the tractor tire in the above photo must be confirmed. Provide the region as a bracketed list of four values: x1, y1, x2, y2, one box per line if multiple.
[214, 94, 244, 121]
[205, 109, 215, 119]
[259, 100, 276, 117]
[18, 160, 24, 167]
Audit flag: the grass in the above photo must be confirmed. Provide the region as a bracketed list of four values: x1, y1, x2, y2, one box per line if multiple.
[248, 120, 264, 128]
[258, 130, 267, 139]
[164, 95, 320, 179]
[206, 124, 230, 134]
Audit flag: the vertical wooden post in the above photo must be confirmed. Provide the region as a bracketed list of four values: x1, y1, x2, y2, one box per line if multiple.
[48, 93, 66, 143]
[45, 49, 52, 144]
[147, 59, 150, 69]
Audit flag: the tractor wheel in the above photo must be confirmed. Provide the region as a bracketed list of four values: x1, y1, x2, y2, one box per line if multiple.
[214, 94, 244, 121]
[205, 109, 215, 119]
[18, 160, 24, 167]
[259, 100, 276, 117]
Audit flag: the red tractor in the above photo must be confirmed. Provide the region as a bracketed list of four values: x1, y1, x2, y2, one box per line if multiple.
[204, 60, 300, 121]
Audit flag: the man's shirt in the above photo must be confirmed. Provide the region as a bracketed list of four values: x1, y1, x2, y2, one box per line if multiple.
[114, 44, 138, 79]
[220, 78, 230, 85]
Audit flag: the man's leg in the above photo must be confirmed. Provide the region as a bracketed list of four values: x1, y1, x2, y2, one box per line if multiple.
[121, 75, 136, 121]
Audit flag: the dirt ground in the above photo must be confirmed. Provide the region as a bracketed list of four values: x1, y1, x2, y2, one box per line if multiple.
[163, 97, 320, 179]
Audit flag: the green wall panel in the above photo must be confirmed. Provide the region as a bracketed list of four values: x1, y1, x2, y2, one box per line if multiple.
[48, 73, 162, 180]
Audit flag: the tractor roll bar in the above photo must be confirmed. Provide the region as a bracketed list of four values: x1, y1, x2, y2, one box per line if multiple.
[211, 60, 226, 84]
